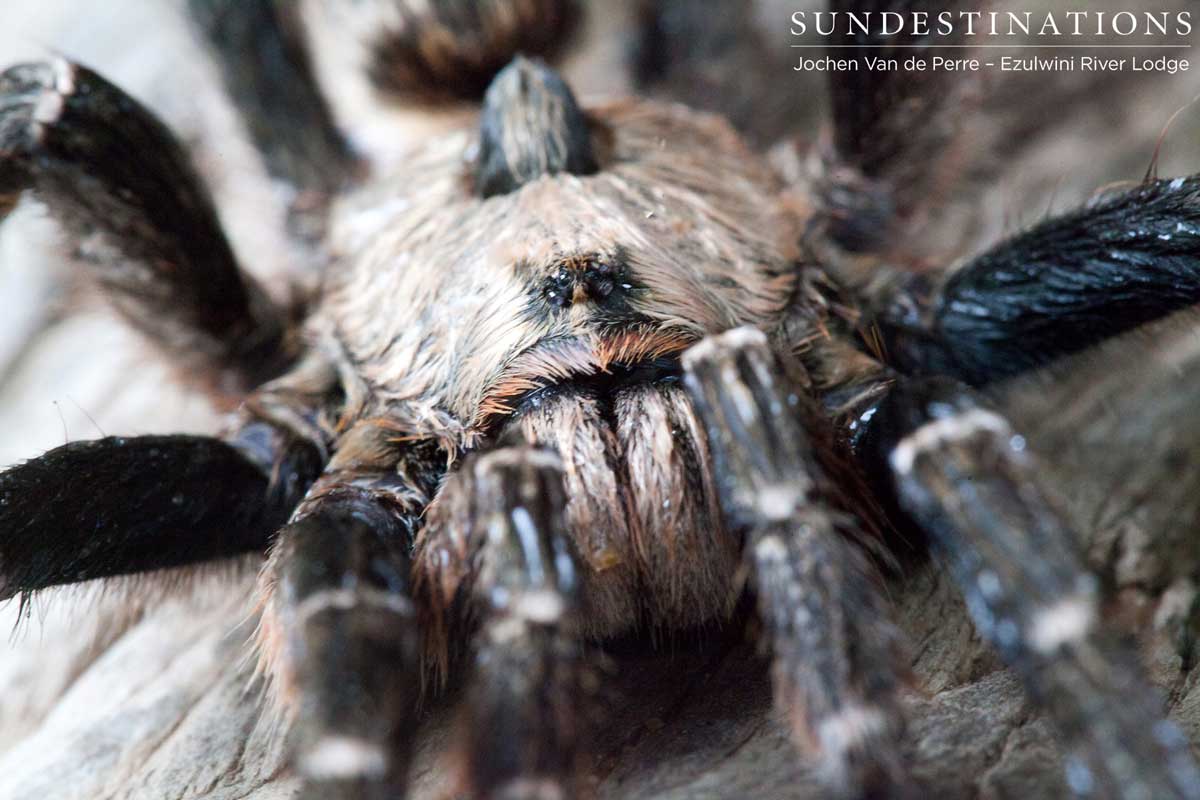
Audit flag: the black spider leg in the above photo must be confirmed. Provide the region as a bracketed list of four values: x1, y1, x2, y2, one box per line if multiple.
[0, 59, 321, 602]
[0, 59, 291, 400]
[442, 447, 587, 800]
[818, 0, 980, 253]
[260, 442, 446, 798]
[878, 174, 1200, 386]
[0, 427, 319, 604]
[185, 0, 360, 210]
[270, 494, 418, 800]
[682, 327, 907, 799]
[865, 377, 1200, 800]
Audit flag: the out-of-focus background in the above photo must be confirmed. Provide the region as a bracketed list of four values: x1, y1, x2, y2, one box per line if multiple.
[2, 2, 1200, 799]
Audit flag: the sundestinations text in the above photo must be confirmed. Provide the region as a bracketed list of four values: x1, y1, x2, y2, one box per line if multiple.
[790, 10, 1193, 38]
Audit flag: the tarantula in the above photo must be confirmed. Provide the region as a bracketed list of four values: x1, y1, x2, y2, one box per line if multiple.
[3, 0, 1200, 798]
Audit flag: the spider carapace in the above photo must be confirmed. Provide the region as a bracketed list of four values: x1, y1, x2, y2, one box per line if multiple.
[3, 2, 1200, 799]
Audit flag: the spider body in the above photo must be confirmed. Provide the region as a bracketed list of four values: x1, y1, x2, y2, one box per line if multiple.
[3, 2, 1200, 799]
[315, 92, 800, 642]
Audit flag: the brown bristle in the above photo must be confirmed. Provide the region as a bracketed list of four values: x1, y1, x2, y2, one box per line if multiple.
[471, 328, 695, 431]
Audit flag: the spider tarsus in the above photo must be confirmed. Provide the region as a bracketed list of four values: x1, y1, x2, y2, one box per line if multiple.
[682, 327, 909, 797]
[874, 376, 1200, 800]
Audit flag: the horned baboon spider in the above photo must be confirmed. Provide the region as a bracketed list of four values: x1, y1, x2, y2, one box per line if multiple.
[3, 0, 1200, 798]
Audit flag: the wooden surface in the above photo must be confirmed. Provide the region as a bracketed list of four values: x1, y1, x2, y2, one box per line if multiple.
[4, 531, 1191, 800]
[0, 562, 1061, 800]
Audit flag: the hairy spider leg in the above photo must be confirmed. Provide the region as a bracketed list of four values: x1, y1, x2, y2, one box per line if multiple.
[259, 486, 423, 799]
[878, 175, 1200, 386]
[0, 58, 327, 603]
[682, 327, 909, 799]
[446, 447, 589, 800]
[185, 0, 360, 209]
[340, 0, 579, 105]
[0, 59, 292, 401]
[817, 0, 980, 253]
[867, 376, 1200, 800]
[0, 431, 316, 603]
[630, 0, 812, 149]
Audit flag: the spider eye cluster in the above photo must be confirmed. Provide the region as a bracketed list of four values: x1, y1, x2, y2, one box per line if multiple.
[542, 259, 628, 309]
